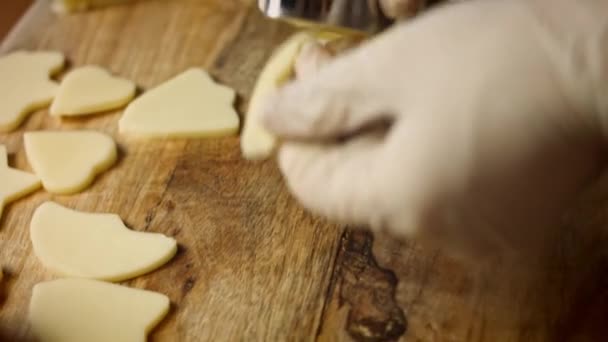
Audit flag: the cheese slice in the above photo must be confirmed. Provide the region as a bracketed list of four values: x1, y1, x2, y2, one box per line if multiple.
[50, 65, 136, 117]
[0, 145, 41, 221]
[24, 131, 117, 195]
[241, 32, 317, 161]
[31, 201, 177, 282]
[119, 68, 239, 139]
[29, 278, 170, 342]
[51, 0, 133, 13]
[0, 51, 65, 132]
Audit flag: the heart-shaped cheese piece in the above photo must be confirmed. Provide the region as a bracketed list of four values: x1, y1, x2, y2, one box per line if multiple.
[29, 278, 170, 342]
[24, 131, 117, 194]
[0, 145, 41, 220]
[0, 51, 65, 132]
[50, 65, 136, 117]
[31, 201, 177, 282]
[118, 68, 239, 138]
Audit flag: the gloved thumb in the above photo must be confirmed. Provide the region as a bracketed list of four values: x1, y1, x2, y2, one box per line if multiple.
[278, 132, 388, 227]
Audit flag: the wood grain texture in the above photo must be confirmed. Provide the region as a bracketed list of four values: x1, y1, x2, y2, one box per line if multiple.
[0, 1, 345, 340]
[3, 1, 608, 342]
[318, 230, 406, 342]
[0, 1, 32, 40]
[332, 202, 608, 342]
[318, 212, 608, 342]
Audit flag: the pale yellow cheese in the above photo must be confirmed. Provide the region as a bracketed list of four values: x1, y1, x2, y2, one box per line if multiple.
[51, 65, 136, 117]
[0, 51, 65, 132]
[283, 19, 367, 41]
[240, 32, 317, 161]
[29, 278, 170, 342]
[119, 68, 239, 138]
[31, 201, 177, 282]
[51, 0, 133, 13]
[0, 145, 41, 221]
[24, 131, 117, 195]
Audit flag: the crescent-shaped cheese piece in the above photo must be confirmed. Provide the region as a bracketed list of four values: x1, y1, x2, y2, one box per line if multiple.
[29, 278, 170, 342]
[30, 202, 177, 282]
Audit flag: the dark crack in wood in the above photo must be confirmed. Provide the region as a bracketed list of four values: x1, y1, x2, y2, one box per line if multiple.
[336, 229, 407, 342]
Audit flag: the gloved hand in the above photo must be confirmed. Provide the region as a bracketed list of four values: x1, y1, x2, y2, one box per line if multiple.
[263, 0, 608, 259]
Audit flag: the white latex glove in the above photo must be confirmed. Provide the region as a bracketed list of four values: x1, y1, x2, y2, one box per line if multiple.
[263, 0, 608, 259]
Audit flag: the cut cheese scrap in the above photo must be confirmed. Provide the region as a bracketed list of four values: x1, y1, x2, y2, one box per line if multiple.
[51, 0, 133, 13]
[31, 201, 177, 282]
[119, 68, 239, 138]
[241, 32, 317, 161]
[50, 65, 136, 117]
[0, 51, 65, 132]
[281, 18, 367, 39]
[24, 131, 117, 195]
[29, 278, 170, 342]
[0, 145, 41, 221]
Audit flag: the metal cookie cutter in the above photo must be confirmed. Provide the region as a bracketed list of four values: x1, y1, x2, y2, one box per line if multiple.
[258, 0, 394, 34]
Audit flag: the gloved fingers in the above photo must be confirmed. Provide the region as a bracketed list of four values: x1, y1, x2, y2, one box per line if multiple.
[294, 41, 333, 80]
[261, 3, 470, 141]
[262, 42, 400, 141]
[278, 133, 387, 227]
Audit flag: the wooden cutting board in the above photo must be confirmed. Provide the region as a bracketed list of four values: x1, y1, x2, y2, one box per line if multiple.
[0, 0, 344, 340]
[2, 1, 608, 341]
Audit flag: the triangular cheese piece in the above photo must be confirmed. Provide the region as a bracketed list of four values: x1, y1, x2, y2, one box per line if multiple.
[30, 278, 170, 342]
[24, 131, 117, 194]
[119, 68, 239, 138]
[50, 65, 136, 116]
[31, 202, 177, 282]
[0, 51, 65, 132]
[0, 145, 41, 220]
